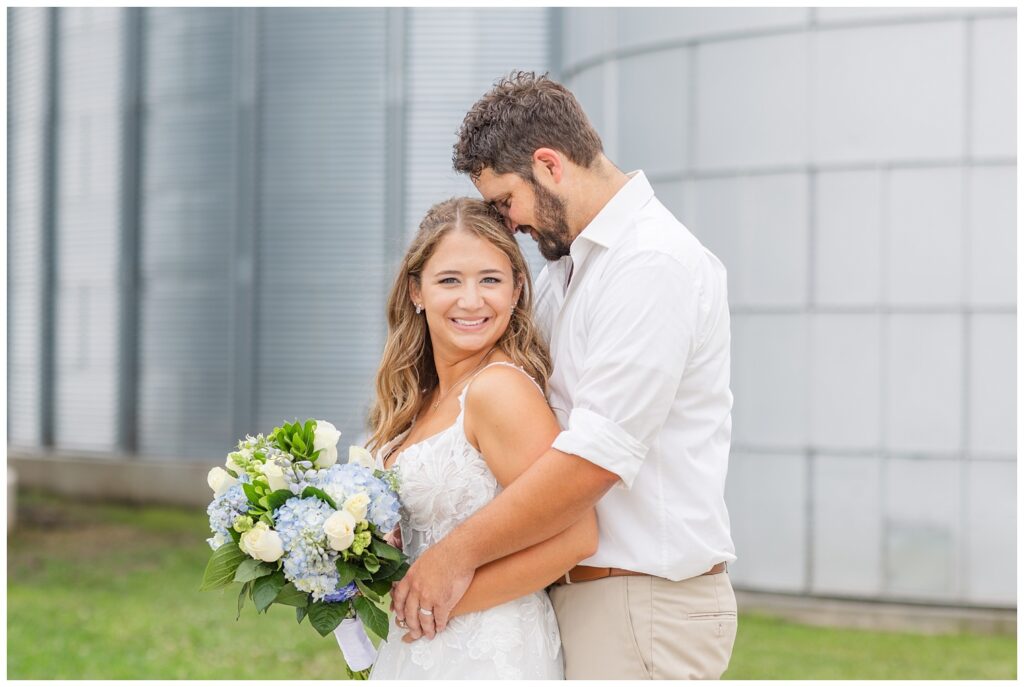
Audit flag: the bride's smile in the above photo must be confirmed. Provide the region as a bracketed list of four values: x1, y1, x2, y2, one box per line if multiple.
[410, 228, 520, 359]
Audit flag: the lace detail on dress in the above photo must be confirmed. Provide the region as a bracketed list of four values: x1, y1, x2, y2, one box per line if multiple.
[369, 362, 562, 680]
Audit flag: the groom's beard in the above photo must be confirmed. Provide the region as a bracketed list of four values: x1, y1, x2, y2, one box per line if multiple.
[523, 180, 573, 261]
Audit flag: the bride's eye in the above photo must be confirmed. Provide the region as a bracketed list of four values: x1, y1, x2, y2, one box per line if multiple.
[481, 277, 502, 284]
[439, 277, 459, 285]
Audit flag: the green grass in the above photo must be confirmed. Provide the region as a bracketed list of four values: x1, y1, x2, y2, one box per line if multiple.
[7, 490, 1017, 680]
[723, 613, 1016, 680]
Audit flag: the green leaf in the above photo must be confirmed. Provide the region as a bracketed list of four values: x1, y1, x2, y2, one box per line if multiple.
[304, 419, 315, 436]
[296, 606, 308, 625]
[273, 582, 310, 608]
[354, 579, 381, 602]
[236, 581, 251, 621]
[370, 538, 402, 563]
[354, 596, 389, 641]
[259, 513, 274, 526]
[265, 489, 294, 511]
[293, 434, 307, 454]
[308, 600, 350, 637]
[227, 527, 242, 545]
[200, 542, 248, 591]
[234, 558, 274, 583]
[372, 557, 400, 581]
[301, 486, 337, 509]
[241, 482, 261, 506]
[361, 578, 392, 599]
[378, 561, 410, 584]
[258, 495, 270, 509]
[363, 553, 380, 574]
[252, 571, 287, 612]
[336, 559, 358, 587]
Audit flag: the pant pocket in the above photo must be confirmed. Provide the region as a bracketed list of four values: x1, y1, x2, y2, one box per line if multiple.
[624, 577, 653, 678]
[686, 610, 738, 620]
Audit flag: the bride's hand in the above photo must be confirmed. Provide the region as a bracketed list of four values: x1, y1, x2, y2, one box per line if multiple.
[384, 525, 402, 550]
[391, 540, 474, 641]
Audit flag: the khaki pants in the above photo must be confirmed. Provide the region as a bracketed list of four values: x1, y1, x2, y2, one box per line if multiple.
[549, 571, 737, 680]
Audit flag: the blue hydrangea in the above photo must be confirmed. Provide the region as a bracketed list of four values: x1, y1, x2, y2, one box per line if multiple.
[273, 496, 341, 601]
[323, 582, 359, 603]
[206, 482, 250, 550]
[303, 463, 401, 533]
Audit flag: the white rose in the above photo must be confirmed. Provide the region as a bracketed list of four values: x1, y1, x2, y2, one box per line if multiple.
[258, 460, 288, 492]
[239, 522, 284, 562]
[207, 466, 238, 497]
[343, 493, 370, 522]
[348, 446, 375, 470]
[323, 510, 357, 551]
[313, 420, 342, 469]
[225, 449, 249, 474]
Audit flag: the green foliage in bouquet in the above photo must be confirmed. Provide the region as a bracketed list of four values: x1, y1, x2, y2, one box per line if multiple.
[200, 526, 408, 638]
[270, 419, 322, 465]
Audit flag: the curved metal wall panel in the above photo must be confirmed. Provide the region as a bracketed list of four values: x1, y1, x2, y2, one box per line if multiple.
[560, 7, 1017, 607]
[7, 8, 49, 447]
[137, 8, 237, 458]
[254, 9, 390, 443]
[52, 8, 125, 452]
[404, 8, 551, 278]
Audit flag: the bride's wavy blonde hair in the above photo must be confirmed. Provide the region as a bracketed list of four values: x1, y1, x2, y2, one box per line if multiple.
[366, 197, 552, 454]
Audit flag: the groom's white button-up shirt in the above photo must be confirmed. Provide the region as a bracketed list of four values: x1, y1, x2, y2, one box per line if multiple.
[534, 170, 737, 581]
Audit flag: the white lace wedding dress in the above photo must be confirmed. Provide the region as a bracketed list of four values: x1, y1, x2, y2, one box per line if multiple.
[369, 363, 564, 680]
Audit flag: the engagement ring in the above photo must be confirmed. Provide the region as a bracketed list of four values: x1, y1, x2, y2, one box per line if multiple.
[418, 607, 434, 616]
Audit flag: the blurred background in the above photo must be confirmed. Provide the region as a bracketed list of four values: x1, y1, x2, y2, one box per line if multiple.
[6, 6, 1017, 679]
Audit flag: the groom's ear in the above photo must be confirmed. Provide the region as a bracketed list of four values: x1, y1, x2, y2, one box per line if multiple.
[532, 148, 564, 184]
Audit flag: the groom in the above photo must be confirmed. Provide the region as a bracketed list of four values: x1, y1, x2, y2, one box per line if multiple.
[392, 71, 738, 679]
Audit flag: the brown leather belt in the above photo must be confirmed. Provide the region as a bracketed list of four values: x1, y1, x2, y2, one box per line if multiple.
[555, 562, 727, 586]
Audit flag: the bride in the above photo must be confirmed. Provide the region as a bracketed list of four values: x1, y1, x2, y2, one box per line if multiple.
[364, 197, 597, 679]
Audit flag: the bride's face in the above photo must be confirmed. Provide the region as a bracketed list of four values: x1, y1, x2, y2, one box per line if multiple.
[411, 229, 520, 359]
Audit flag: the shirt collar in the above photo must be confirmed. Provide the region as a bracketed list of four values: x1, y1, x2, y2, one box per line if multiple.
[572, 170, 654, 252]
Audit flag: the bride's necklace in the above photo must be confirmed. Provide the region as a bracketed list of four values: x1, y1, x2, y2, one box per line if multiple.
[430, 346, 498, 411]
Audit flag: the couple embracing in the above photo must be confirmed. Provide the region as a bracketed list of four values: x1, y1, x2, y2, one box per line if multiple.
[363, 72, 737, 680]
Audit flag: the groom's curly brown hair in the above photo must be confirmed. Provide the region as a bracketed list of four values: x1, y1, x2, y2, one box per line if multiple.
[453, 71, 604, 181]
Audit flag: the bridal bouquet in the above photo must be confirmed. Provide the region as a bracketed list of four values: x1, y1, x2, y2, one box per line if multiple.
[200, 419, 407, 674]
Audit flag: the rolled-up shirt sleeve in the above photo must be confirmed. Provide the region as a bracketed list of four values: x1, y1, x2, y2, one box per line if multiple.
[551, 249, 698, 488]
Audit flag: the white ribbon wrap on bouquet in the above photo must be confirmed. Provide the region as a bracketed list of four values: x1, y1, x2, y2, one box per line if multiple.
[334, 617, 377, 672]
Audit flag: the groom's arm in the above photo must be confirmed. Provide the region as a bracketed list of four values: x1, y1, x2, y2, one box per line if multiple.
[393, 447, 618, 637]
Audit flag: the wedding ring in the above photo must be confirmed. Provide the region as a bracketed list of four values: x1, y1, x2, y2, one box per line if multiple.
[397, 619, 407, 628]
[418, 607, 434, 616]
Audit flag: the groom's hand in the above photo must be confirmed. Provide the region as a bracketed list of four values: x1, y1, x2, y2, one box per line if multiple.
[392, 541, 474, 640]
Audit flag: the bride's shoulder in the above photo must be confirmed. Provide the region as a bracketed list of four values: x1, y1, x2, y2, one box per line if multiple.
[464, 362, 548, 419]
[463, 360, 557, 461]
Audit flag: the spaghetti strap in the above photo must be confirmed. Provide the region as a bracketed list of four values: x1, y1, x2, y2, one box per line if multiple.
[457, 361, 545, 410]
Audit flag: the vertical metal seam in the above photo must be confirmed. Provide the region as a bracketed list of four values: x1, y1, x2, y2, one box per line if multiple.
[878, 164, 891, 597]
[230, 8, 261, 438]
[803, 19, 817, 593]
[119, 7, 144, 455]
[687, 43, 697, 176]
[958, 16, 975, 602]
[383, 7, 407, 399]
[548, 7, 563, 80]
[805, 168, 817, 594]
[250, 10, 264, 434]
[41, 7, 60, 448]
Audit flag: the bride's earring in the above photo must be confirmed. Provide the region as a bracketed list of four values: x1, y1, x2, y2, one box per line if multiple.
[415, 303, 423, 315]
